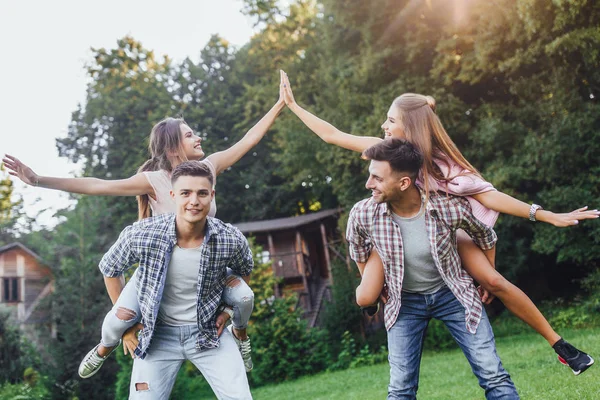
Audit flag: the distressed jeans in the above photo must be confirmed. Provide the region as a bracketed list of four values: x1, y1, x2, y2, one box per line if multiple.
[387, 287, 519, 400]
[129, 323, 251, 399]
[101, 268, 254, 348]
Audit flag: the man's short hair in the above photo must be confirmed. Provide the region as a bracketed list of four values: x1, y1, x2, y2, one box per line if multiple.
[171, 161, 214, 186]
[362, 139, 423, 180]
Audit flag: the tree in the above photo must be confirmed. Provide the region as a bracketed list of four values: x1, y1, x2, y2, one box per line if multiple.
[0, 166, 23, 245]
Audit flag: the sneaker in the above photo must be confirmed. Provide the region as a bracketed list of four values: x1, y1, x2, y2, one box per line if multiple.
[78, 343, 118, 379]
[553, 339, 595, 375]
[361, 303, 380, 317]
[228, 325, 253, 372]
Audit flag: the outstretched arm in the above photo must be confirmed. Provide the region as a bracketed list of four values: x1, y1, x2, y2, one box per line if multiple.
[206, 74, 286, 175]
[280, 71, 381, 153]
[2, 154, 154, 196]
[472, 190, 600, 227]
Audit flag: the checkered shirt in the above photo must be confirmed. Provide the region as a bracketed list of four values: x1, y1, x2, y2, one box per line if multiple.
[346, 191, 497, 334]
[99, 213, 253, 359]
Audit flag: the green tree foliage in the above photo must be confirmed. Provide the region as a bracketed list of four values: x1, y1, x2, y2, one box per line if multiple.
[23, 197, 120, 399]
[56, 36, 176, 231]
[0, 165, 23, 244]
[0, 307, 42, 384]
[247, 240, 331, 386]
[9, 0, 599, 394]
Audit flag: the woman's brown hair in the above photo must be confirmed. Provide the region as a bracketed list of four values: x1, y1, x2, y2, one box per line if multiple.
[391, 93, 481, 198]
[136, 117, 190, 219]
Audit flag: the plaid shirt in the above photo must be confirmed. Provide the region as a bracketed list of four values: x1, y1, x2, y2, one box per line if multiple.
[99, 214, 253, 358]
[346, 191, 497, 334]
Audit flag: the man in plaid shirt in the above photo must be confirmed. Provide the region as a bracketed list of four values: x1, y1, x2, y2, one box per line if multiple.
[98, 161, 253, 399]
[347, 139, 519, 399]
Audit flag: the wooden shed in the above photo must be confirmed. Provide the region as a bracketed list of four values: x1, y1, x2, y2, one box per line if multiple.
[235, 209, 348, 327]
[0, 242, 55, 339]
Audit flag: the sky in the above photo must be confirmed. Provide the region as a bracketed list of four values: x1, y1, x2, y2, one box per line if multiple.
[0, 0, 256, 227]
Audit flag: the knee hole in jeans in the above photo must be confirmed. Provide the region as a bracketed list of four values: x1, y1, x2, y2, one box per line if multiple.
[135, 382, 149, 391]
[116, 307, 137, 322]
[226, 276, 242, 287]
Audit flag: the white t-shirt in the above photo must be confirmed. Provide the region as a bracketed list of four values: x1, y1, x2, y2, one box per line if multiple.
[158, 245, 203, 325]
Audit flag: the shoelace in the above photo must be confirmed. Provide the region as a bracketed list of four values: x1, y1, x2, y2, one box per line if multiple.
[85, 353, 105, 369]
[239, 338, 252, 358]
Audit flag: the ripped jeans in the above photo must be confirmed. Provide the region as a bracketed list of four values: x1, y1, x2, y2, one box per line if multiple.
[101, 269, 254, 348]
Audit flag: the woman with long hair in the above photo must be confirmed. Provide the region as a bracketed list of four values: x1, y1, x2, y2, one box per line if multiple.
[3, 75, 286, 377]
[279, 71, 597, 375]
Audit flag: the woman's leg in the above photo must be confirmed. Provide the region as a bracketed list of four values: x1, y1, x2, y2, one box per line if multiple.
[355, 249, 385, 307]
[79, 272, 142, 378]
[222, 269, 254, 372]
[222, 269, 254, 340]
[457, 231, 594, 374]
[99, 272, 142, 355]
[457, 230, 560, 345]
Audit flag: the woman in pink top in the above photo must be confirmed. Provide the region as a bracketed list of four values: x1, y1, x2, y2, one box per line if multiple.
[3, 76, 287, 377]
[279, 72, 597, 375]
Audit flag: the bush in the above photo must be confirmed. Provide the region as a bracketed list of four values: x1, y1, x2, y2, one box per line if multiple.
[248, 295, 331, 387]
[423, 319, 457, 352]
[0, 368, 49, 400]
[329, 331, 387, 371]
[321, 259, 365, 356]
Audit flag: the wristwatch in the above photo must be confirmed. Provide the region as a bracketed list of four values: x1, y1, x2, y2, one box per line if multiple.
[529, 204, 543, 221]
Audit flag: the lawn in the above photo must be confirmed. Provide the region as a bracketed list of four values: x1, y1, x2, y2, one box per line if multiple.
[250, 327, 600, 400]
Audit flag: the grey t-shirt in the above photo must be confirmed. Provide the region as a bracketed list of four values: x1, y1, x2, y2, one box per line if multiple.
[392, 210, 446, 294]
[158, 245, 202, 325]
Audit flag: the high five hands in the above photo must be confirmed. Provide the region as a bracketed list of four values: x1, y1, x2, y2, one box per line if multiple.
[280, 70, 296, 107]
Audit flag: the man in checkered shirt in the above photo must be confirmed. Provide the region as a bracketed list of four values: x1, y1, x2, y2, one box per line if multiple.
[347, 139, 519, 399]
[98, 161, 253, 399]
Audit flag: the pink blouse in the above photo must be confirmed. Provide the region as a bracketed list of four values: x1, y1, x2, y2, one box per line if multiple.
[421, 158, 499, 227]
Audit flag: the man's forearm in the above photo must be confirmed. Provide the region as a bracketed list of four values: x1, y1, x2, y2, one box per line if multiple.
[482, 247, 496, 269]
[104, 275, 126, 305]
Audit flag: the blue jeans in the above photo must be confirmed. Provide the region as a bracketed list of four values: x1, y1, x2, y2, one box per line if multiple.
[129, 323, 251, 399]
[387, 287, 519, 400]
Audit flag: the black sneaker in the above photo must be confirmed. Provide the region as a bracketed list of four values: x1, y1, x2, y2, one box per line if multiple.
[360, 303, 379, 317]
[553, 339, 595, 375]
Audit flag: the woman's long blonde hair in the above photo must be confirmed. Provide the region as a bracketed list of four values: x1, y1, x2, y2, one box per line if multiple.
[136, 117, 190, 220]
[391, 93, 481, 198]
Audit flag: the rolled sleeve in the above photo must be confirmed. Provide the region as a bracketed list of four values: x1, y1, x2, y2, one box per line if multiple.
[346, 206, 373, 263]
[98, 225, 138, 277]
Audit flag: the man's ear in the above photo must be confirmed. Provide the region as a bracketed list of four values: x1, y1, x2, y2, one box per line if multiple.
[398, 176, 412, 192]
[170, 190, 175, 200]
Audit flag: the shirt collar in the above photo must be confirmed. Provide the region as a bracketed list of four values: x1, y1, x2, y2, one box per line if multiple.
[167, 215, 222, 245]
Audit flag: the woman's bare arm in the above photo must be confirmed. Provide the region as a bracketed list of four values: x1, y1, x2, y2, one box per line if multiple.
[206, 73, 286, 175]
[2, 154, 154, 196]
[281, 71, 381, 153]
[472, 190, 599, 227]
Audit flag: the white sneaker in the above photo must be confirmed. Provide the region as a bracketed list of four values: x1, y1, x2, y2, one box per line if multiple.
[228, 325, 253, 372]
[78, 343, 118, 379]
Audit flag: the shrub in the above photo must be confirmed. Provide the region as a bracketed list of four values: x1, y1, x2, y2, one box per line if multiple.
[248, 295, 331, 387]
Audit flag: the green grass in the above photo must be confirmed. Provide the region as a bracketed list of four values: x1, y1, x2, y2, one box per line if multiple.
[250, 327, 600, 400]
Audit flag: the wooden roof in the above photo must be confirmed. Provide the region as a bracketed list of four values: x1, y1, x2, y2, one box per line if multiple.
[0, 242, 43, 261]
[234, 209, 341, 234]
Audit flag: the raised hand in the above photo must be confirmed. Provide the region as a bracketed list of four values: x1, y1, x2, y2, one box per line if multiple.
[277, 69, 286, 107]
[547, 206, 600, 227]
[280, 70, 296, 106]
[2, 154, 39, 186]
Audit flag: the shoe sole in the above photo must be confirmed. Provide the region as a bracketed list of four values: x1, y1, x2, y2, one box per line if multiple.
[557, 355, 595, 376]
